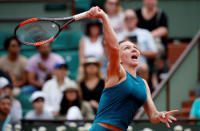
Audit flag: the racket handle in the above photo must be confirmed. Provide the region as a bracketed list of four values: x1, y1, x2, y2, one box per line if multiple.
[73, 11, 88, 21]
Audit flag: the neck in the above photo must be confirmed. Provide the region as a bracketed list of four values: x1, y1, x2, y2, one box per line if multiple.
[41, 54, 49, 60]
[144, 6, 157, 13]
[8, 53, 18, 61]
[35, 109, 43, 115]
[122, 64, 137, 78]
[57, 77, 65, 86]
[87, 74, 98, 80]
[128, 27, 137, 32]
[90, 36, 98, 43]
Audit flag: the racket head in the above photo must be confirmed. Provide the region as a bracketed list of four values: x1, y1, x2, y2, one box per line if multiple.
[15, 18, 61, 46]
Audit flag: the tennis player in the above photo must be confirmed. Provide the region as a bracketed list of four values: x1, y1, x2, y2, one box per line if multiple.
[87, 7, 178, 131]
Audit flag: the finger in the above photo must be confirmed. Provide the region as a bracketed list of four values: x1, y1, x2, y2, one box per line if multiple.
[168, 119, 172, 123]
[161, 112, 165, 119]
[166, 110, 179, 116]
[169, 116, 177, 121]
[165, 122, 170, 128]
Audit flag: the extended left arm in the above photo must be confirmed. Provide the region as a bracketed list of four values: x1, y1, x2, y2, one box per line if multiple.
[142, 79, 178, 128]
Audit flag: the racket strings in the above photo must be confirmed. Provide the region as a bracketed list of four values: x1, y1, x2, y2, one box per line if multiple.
[16, 21, 59, 44]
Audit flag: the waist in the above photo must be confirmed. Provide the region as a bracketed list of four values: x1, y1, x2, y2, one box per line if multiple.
[98, 123, 123, 131]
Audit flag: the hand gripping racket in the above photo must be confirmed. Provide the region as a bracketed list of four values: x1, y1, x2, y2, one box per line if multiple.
[14, 11, 88, 46]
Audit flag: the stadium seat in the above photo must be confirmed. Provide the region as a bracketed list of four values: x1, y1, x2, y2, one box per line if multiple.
[16, 94, 33, 116]
[52, 31, 83, 51]
[0, 51, 7, 57]
[0, 31, 13, 50]
[21, 50, 37, 58]
[75, 0, 92, 13]
[57, 51, 79, 80]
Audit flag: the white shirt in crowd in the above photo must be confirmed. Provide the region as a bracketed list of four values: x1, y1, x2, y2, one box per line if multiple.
[25, 108, 54, 120]
[42, 76, 76, 113]
[83, 35, 104, 61]
[109, 12, 126, 42]
[124, 28, 158, 64]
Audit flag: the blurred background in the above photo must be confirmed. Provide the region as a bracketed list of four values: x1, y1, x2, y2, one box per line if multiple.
[0, 0, 200, 131]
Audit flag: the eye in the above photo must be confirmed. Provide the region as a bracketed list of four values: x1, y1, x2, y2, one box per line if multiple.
[124, 46, 129, 50]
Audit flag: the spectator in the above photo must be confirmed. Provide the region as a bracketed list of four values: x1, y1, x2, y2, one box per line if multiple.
[23, 44, 64, 94]
[25, 91, 54, 120]
[104, 0, 125, 41]
[78, 57, 104, 113]
[123, 9, 158, 82]
[136, 0, 168, 50]
[79, 19, 105, 73]
[42, 62, 75, 116]
[190, 98, 200, 120]
[0, 70, 13, 89]
[0, 95, 12, 131]
[0, 77, 22, 125]
[59, 81, 94, 120]
[0, 36, 27, 88]
[136, 0, 169, 85]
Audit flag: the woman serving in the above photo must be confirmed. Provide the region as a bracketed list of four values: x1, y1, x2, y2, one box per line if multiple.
[87, 7, 178, 131]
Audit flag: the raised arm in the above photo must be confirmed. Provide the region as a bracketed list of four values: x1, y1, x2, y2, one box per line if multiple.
[87, 7, 124, 79]
[142, 79, 178, 128]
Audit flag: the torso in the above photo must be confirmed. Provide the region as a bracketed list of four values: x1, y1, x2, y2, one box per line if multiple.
[93, 72, 147, 131]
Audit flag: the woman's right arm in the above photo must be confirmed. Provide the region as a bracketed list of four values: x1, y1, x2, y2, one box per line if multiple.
[87, 7, 125, 79]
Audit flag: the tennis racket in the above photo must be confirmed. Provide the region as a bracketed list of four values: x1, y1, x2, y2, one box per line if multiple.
[14, 11, 88, 46]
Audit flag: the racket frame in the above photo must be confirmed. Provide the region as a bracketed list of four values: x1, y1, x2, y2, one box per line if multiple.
[14, 11, 88, 46]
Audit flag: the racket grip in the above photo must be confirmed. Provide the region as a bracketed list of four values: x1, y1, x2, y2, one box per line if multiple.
[73, 11, 88, 21]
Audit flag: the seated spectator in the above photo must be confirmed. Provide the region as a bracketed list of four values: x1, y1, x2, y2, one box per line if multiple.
[78, 57, 104, 113]
[0, 77, 22, 125]
[25, 91, 54, 120]
[59, 81, 94, 120]
[190, 98, 200, 120]
[79, 19, 105, 73]
[104, 0, 126, 41]
[0, 95, 12, 131]
[42, 63, 75, 116]
[136, 0, 168, 52]
[0, 36, 27, 88]
[22, 44, 64, 94]
[136, 0, 169, 85]
[123, 9, 158, 82]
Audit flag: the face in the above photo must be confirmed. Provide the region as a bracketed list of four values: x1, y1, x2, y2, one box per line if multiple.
[0, 98, 11, 115]
[32, 99, 44, 111]
[8, 39, 20, 55]
[124, 10, 138, 31]
[65, 90, 77, 102]
[143, 0, 158, 9]
[119, 41, 140, 67]
[89, 25, 100, 37]
[85, 63, 99, 76]
[0, 87, 12, 96]
[53, 68, 67, 79]
[105, 0, 119, 14]
[37, 44, 51, 57]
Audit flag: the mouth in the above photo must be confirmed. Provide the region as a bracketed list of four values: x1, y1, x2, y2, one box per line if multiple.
[131, 54, 138, 60]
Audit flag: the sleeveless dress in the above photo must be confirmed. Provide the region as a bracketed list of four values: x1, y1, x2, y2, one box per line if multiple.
[89, 72, 147, 131]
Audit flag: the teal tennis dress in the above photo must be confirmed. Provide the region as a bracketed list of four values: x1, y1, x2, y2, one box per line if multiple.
[89, 72, 147, 131]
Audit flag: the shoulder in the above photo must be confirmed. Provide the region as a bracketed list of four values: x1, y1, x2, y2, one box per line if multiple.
[193, 98, 200, 105]
[135, 8, 142, 15]
[19, 55, 28, 61]
[43, 78, 55, 87]
[25, 110, 34, 118]
[0, 56, 7, 61]
[28, 54, 39, 62]
[51, 53, 64, 61]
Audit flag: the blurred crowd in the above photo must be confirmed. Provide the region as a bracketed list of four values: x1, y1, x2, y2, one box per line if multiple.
[2, 0, 199, 130]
